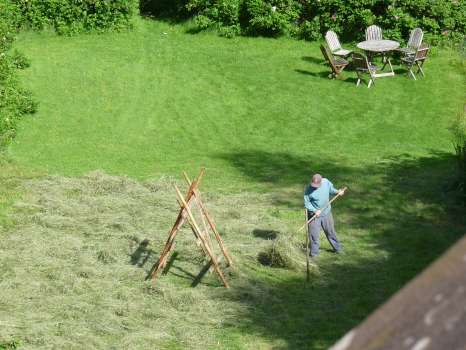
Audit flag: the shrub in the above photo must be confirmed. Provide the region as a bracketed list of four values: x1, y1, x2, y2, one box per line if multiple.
[188, 0, 242, 36]
[14, 0, 138, 35]
[241, 0, 301, 37]
[299, 17, 321, 41]
[9, 50, 30, 70]
[182, 0, 465, 42]
[0, 0, 37, 148]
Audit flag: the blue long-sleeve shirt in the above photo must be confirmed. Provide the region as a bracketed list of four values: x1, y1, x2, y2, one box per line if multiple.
[304, 178, 339, 217]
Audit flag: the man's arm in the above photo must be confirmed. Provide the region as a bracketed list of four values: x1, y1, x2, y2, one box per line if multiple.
[328, 180, 339, 195]
[304, 192, 319, 212]
[328, 180, 345, 196]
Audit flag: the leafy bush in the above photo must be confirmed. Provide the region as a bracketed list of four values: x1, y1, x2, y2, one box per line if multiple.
[14, 0, 138, 35]
[188, 0, 242, 37]
[9, 49, 30, 69]
[0, 0, 37, 148]
[182, 0, 465, 42]
[240, 0, 301, 37]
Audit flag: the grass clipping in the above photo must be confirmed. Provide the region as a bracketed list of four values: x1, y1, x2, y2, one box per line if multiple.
[257, 235, 305, 270]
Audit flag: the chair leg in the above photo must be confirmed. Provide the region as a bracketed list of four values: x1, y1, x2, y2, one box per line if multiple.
[406, 64, 417, 80]
[355, 71, 363, 86]
[368, 79, 373, 88]
[416, 61, 425, 77]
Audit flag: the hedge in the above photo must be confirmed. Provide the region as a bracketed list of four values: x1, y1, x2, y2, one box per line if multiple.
[174, 0, 466, 42]
[13, 0, 138, 35]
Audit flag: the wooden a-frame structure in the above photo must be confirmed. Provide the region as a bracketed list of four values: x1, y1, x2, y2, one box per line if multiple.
[149, 169, 233, 288]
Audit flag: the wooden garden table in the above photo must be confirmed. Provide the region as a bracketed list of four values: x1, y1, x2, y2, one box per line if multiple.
[357, 39, 400, 77]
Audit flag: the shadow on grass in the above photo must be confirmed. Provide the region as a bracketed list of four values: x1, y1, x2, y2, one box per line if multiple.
[218, 150, 465, 349]
[130, 239, 153, 267]
[252, 228, 279, 240]
[295, 69, 330, 78]
[295, 69, 357, 84]
[301, 56, 325, 65]
[218, 150, 354, 191]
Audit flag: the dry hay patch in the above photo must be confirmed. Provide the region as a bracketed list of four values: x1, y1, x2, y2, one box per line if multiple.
[0, 171, 301, 349]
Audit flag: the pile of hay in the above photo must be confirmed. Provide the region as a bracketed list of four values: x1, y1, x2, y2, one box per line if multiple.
[257, 235, 305, 270]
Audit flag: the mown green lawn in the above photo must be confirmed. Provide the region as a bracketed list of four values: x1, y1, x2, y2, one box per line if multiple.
[0, 18, 464, 349]
[9, 19, 464, 189]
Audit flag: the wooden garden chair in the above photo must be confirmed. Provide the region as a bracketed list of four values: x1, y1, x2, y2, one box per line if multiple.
[352, 52, 380, 88]
[365, 25, 383, 61]
[365, 25, 383, 41]
[325, 31, 352, 58]
[397, 28, 423, 56]
[320, 44, 349, 79]
[401, 43, 429, 80]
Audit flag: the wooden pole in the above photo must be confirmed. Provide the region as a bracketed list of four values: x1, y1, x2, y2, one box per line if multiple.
[149, 170, 205, 281]
[183, 172, 233, 267]
[183, 172, 213, 252]
[174, 185, 230, 288]
[305, 209, 310, 283]
[149, 203, 187, 281]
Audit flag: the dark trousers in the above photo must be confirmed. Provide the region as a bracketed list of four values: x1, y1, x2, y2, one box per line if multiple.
[307, 211, 341, 256]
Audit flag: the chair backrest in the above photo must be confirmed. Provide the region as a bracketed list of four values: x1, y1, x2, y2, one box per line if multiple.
[415, 43, 429, 61]
[351, 52, 370, 70]
[407, 28, 423, 49]
[366, 25, 382, 41]
[320, 44, 337, 71]
[325, 31, 342, 52]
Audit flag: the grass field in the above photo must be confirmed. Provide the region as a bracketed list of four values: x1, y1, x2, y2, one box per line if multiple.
[0, 18, 465, 349]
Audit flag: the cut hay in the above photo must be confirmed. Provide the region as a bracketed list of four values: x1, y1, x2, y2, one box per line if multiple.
[257, 236, 305, 270]
[0, 170, 297, 349]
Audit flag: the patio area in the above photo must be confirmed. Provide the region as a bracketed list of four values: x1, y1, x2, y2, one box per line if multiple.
[322, 26, 429, 87]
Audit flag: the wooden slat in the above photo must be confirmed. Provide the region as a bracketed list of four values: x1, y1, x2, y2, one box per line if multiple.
[326, 31, 341, 52]
[183, 172, 234, 267]
[366, 25, 382, 41]
[174, 185, 230, 288]
[373, 72, 395, 77]
[149, 169, 205, 281]
[330, 235, 466, 350]
[183, 171, 214, 252]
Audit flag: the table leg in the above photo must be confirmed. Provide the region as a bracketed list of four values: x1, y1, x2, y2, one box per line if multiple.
[381, 54, 388, 70]
[373, 55, 396, 78]
[379, 53, 395, 77]
[387, 57, 395, 75]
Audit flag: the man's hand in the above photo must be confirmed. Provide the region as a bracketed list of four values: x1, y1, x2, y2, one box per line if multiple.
[315, 209, 321, 217]
[338, 188, 346, 196]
